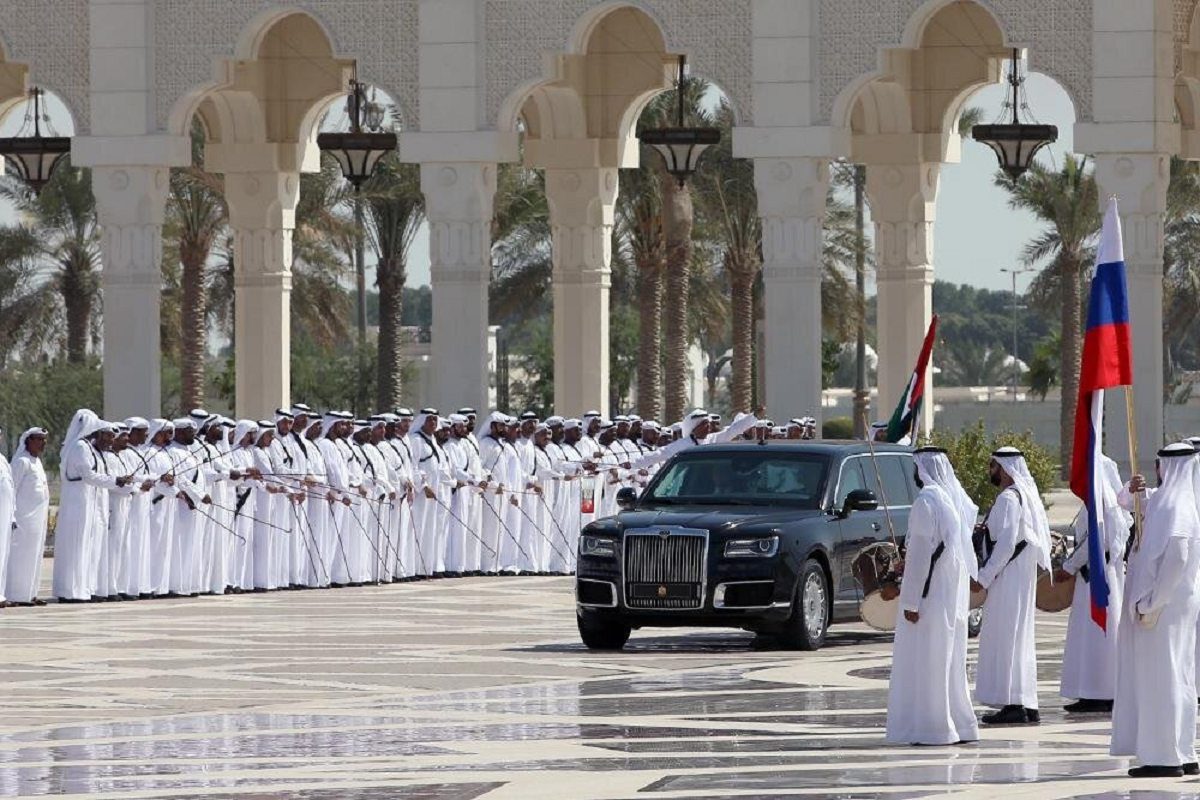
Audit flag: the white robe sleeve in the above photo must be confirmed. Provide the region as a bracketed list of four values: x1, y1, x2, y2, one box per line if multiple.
[977, 491, 1022, 589]
[709, 414, 758, 444]
[898, 494, 938, 614]
[1139, 535, 1190, 615]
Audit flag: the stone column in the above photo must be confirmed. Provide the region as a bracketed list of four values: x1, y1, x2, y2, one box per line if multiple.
[421, 163, 496, 414]
[865, 163, 939, 436]
[754, 157, 828, 424]
[224, 171, 299, 419]
[92, 165, 170, 418]
[545, 167, 618, 417]
[1094, 153, 1169, 469]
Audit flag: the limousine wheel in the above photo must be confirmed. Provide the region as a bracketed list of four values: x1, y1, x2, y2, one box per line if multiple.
[577, 612, 632, 651]
[779, 559, 829, 651]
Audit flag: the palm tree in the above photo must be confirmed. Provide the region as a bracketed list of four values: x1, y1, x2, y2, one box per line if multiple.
[165, 123, 227, 408]
[1, 160, 102, 364]
[0, 226, 57, 364]
[999, 154, 1099, 475]
[616, 152, 666, 419]
[1162, 158, 1200, 391]
[361, 154, 425, 408]
[695, 100, 759, 413]
[641, 77, 711, 422]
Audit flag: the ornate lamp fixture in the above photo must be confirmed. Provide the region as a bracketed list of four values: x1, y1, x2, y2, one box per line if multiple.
[0, 87, 71, 194]
[972, 49, 1057, 182]
[639, 55, 720, 186]
[317, 79, 396, 188]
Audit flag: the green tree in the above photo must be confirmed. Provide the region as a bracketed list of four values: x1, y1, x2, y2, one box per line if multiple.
[930, 421, 1059, 508]
[617, 150, 666, 419]
[164, 122, 227, 409]
[1, 160, 101, 363]
[998, 154, 1099, 478]
[0, 226, 57, 364]
[361, 154, 424, 408]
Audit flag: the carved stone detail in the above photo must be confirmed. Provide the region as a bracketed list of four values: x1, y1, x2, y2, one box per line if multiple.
[0, 0, 91, 132]
[817, 0, 1093, 123]
[152, 0, 418, 132]
[483, 0, 752, 127]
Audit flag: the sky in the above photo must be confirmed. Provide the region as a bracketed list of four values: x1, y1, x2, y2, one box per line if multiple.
[2, 70, 1076, 296]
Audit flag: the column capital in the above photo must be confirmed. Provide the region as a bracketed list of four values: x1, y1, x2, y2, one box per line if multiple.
[223, 171, 301, 232]
[753, 157, 829, 220]
[1093, 153, 1170, 276]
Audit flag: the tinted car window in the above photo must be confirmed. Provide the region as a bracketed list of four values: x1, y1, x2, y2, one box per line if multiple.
[645, 453, 828, 508]
[835, 458, 868, 505]
[878, 455, 913, 506]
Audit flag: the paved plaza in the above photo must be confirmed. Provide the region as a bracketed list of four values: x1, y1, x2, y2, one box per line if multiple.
[0, 568, 1195, 799]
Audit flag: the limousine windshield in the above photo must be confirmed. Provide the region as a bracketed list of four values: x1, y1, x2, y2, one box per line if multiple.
[642, 452, 829, 509]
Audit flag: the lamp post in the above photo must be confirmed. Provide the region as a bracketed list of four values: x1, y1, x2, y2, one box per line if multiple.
[1000, 266, 1035, 402]
[972, 49, 1058, 183]
[0, 87, 71, 194]
[639, 55, 720, 186]
[317, 78, 395, 412]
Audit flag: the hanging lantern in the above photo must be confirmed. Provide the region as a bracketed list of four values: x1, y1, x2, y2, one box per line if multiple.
[639, 55, 720, 186]
[0, 88, 71, 194]
[972, 49, 1057, 182]
[317, 80, 396, 188]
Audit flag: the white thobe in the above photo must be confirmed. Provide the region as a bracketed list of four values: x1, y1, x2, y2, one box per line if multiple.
[168, 443, 207, 595]
[7, 450, 49, 603]
[409, 432, 450, 575]
[444, 438, 473, 574]
[119, 448, 154, 597]
[52, 441, 118, 600]
[1060, 499, 1128, 701]
[380, 436, 415, 579]
[99, 450, 135, 598]
[975, 488, 1040, 709]
[478, 435, 509, 574]
[319, 439, 353, 583]
[143, 446, 178, 596]
[250, 446, 278, 590]
[1112, 486, 1200, 768]
[358, 442, 395, 582]
[0, 454, 13, 602]
[298, 441, 330, 587]
[886, 486, 979, 745]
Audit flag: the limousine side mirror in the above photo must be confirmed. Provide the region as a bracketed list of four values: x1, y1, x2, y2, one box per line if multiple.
[840, 489, 879, 518]
[616, 487, 638, 511]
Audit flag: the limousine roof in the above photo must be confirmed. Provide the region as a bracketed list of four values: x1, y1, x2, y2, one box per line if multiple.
[688, 441, 914, 458]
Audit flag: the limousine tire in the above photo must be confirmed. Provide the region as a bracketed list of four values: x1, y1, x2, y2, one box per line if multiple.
[780, 559, 830, 651]
[578, 612, 632, 651]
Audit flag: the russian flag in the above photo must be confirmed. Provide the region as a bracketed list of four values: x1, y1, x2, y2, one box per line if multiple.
[1069, 199, 1133, 632]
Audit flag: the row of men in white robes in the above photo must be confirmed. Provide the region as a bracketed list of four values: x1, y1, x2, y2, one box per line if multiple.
[34, 405, 752, 604]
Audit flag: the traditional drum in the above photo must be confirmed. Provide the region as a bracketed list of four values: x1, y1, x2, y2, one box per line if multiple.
[1035, 531, 1077, 613]
[853, 541, 902, 632]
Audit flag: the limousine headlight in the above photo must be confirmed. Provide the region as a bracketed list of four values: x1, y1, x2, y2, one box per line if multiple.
[724, 536, 779, 558]
[580, 535, 617, 558]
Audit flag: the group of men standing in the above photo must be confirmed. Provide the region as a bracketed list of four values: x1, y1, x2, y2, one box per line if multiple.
[887, 440, 1200, 779]
[1, 404, 779, 606]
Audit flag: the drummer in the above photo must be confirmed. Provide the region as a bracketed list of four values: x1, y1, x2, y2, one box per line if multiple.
[1056, 453, 1129, 713]
[971, 447, 1052, 725]
[885, 447, 979, 746]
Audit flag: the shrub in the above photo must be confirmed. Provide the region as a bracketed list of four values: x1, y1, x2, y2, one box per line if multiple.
[822, 416, 855, 440]
[928, 420, 1059, 509]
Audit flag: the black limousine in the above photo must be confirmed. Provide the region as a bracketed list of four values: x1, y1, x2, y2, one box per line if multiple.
[575, 441, 919, 651]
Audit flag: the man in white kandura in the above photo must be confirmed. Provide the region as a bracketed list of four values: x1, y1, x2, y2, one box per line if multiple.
[7, 428, 50, 606]
[972, 447, 1051, 725]
[886, 447, 979, 746]
[1111, 442, 1200, 779]
[1057, 454, 1129, 713]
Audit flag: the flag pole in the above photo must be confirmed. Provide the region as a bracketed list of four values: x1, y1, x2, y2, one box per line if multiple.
[1124, 384, 1142, 549]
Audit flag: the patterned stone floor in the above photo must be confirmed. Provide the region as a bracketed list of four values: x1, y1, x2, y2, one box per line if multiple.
[0, 565, 1197, 798]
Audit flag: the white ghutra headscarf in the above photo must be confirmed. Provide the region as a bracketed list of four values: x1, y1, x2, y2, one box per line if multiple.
[991, 446, 1052, 570]
[915, 447, 980, 579]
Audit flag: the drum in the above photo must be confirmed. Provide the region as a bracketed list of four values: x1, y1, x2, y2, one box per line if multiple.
[1036, 572, 1075, 613]
[853, 542, 902, 632]
[861, 590, 897, 632]
[969, 586, 987, 610]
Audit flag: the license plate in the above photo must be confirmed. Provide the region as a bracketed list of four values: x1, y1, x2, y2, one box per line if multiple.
[629, 583, 697, 600]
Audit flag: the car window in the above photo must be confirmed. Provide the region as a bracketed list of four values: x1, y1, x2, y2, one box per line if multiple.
[835, 458, 867, 505]
[878, 455, 913, 506]
[644, 452, 829, 508]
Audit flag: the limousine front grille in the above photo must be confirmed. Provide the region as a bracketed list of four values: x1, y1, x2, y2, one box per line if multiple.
[623, 529, 708, 610]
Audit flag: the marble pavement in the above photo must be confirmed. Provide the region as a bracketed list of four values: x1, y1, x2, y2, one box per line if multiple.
[0, 566, 1196, 799]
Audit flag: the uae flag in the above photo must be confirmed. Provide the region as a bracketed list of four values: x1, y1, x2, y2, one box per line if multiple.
[1069, 198, 1133, 632]
[885, 314, 938, 444]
